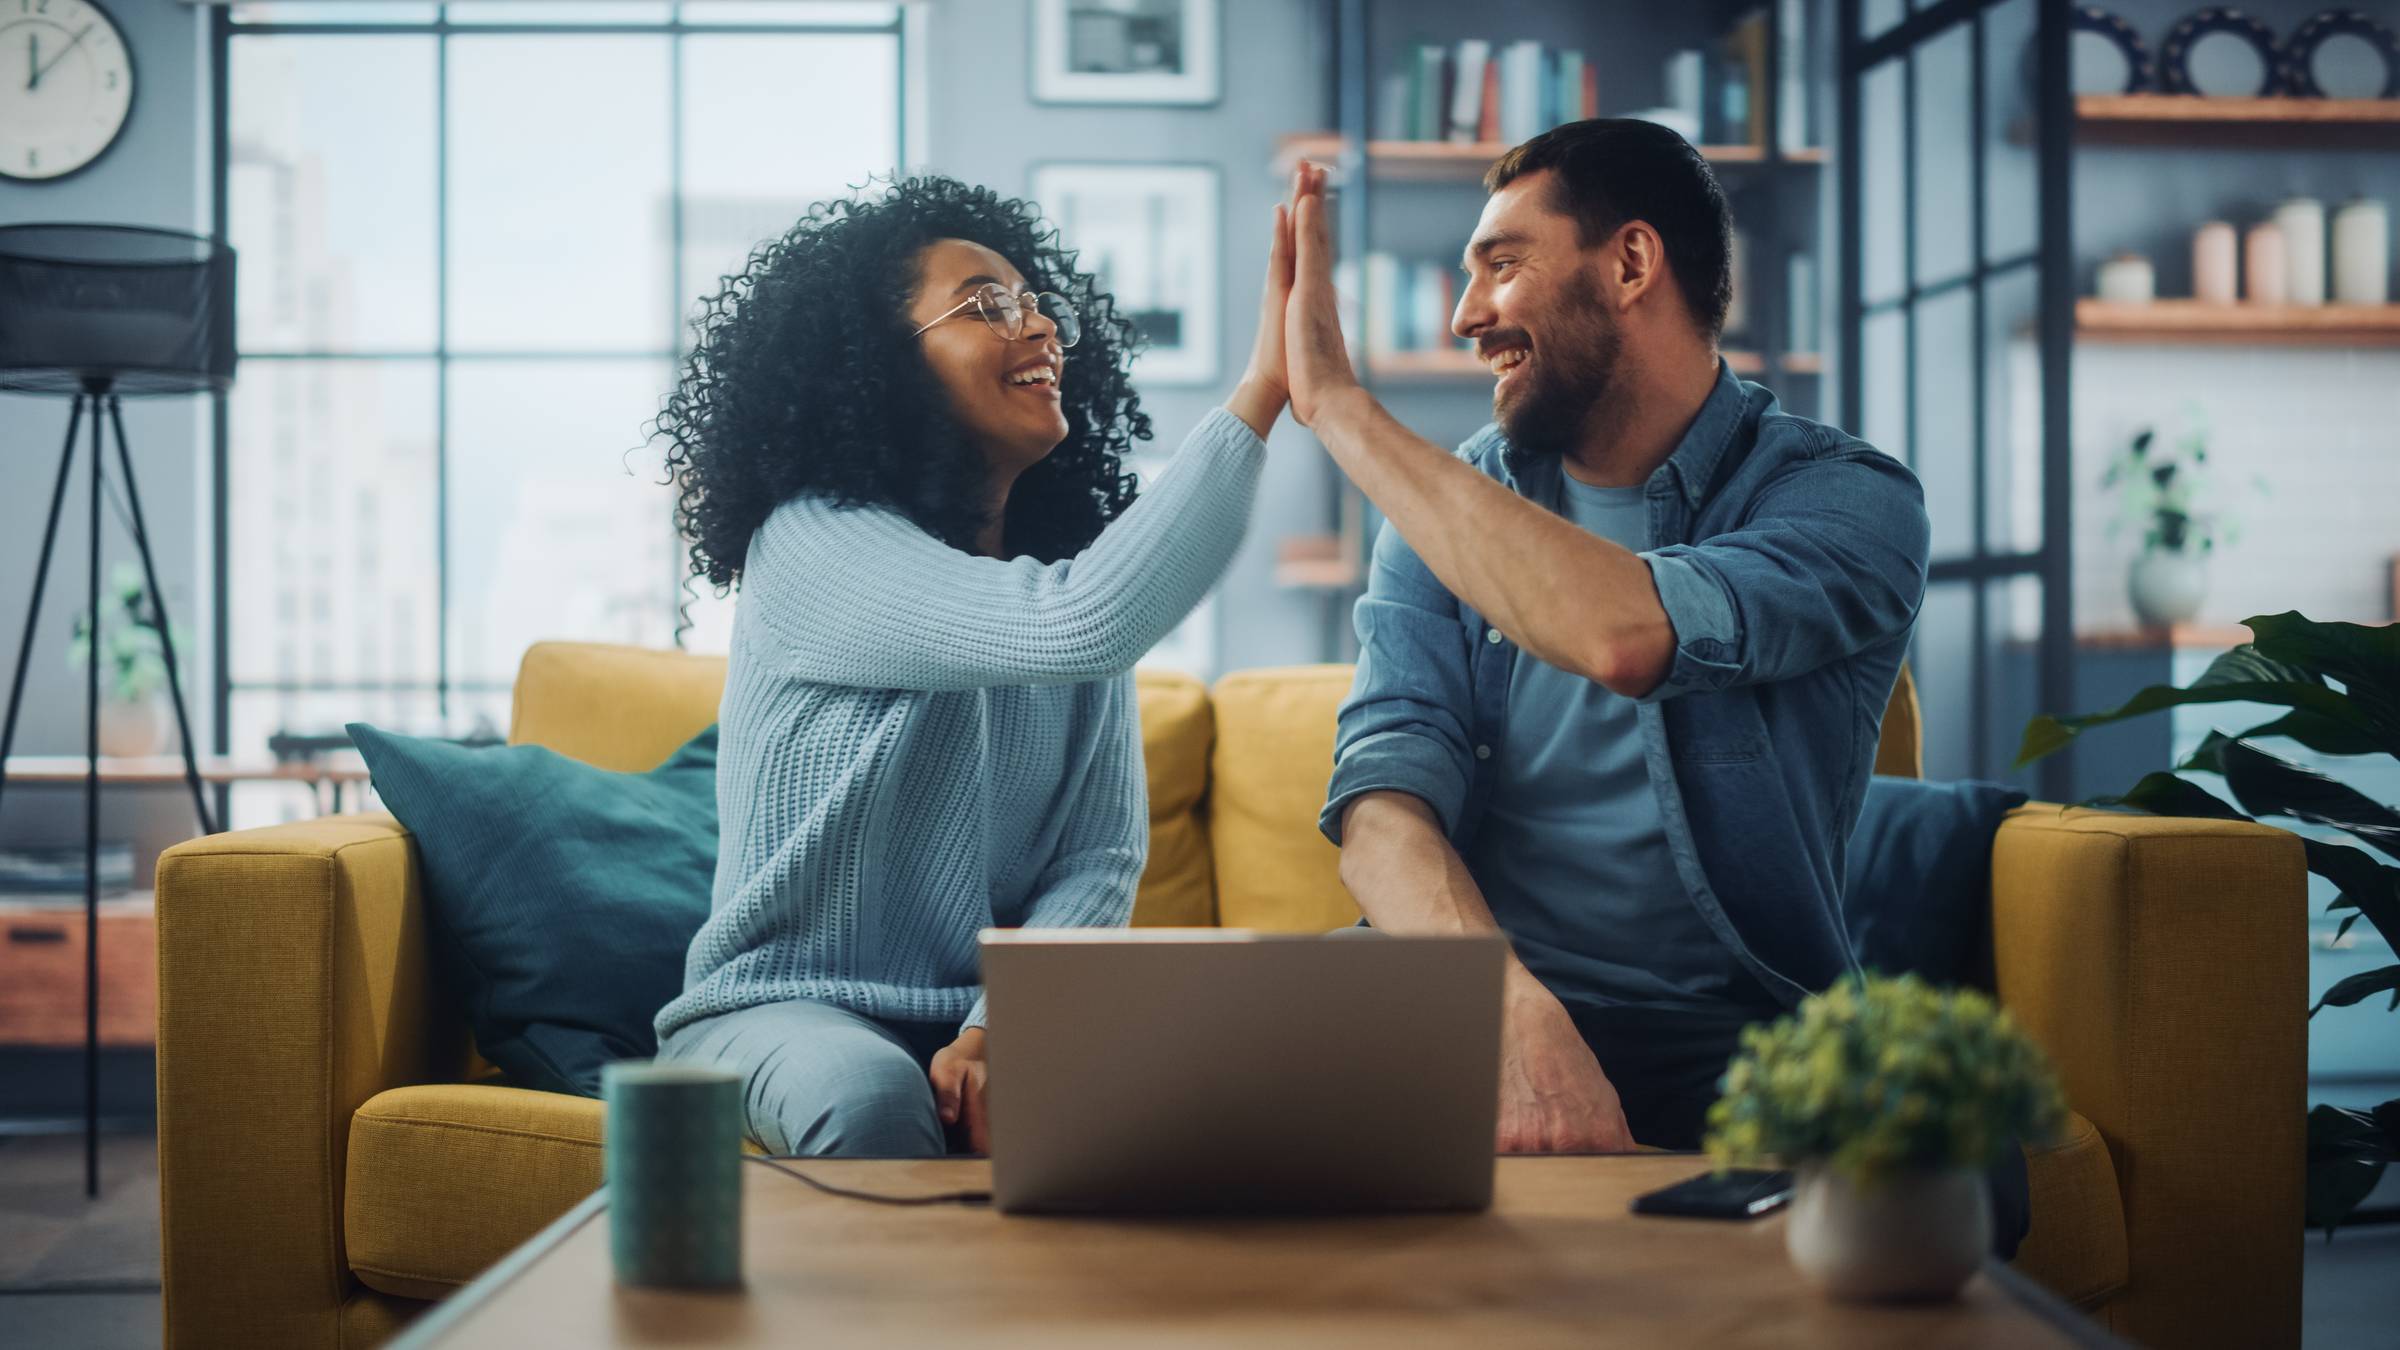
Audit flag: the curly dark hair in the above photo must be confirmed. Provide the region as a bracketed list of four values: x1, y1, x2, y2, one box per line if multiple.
[655, 175, 1151, 590]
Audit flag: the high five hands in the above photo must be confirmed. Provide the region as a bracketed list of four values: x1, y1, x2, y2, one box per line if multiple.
[1238, 161, 1365, 433]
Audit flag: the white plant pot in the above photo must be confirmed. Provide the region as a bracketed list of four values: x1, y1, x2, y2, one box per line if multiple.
[97, 693, 168, 759]
[1786, 1164, 1988, 1302]
[2127, 549, 2207, 628]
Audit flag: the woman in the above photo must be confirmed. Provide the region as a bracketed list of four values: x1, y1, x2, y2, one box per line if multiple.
[651, 173, 1296, 1157]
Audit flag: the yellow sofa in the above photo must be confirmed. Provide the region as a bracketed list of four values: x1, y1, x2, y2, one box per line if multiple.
[156, 642, 2307, 1349]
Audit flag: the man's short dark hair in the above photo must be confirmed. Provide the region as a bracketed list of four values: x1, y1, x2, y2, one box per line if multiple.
[1484, 118, 1733, 340]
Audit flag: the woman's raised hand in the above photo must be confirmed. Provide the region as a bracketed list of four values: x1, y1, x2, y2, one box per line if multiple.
[1224, 165, 1307, 440]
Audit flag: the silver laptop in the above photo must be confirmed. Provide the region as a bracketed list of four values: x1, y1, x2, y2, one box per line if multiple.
[979, 928, 1504, 1215]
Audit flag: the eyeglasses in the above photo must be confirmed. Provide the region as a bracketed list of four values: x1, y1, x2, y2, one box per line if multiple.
[911, 283, 1082, 349]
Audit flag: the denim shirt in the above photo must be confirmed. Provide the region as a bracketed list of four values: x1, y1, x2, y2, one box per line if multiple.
[1317, 363, 1931, 1007]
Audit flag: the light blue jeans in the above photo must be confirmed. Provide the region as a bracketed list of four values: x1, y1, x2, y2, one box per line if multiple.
[657, 999, 952, 1157]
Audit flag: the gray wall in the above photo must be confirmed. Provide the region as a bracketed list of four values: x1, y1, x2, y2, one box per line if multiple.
[0, 0, 213, 879]
[919, 0, 1334, 673]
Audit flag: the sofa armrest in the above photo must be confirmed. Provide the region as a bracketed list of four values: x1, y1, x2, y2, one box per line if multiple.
[156, 813, 464, 1349]
[1991, 804, 2307, 1350]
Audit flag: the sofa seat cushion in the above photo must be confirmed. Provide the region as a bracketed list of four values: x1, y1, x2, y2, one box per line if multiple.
[2012, 1109, 2130, 1309]
[1210, 666, 1356, 931]
[345, 1084, 605, 1301]
[1133, 670, 1217, 927]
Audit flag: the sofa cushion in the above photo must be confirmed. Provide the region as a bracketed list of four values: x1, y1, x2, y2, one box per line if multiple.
[344, 1084, 605, 1301]
[1133, 671, 1216, 927]
[2013, 1109, 2131, 1309]
[1843, 775, 2028, 987]
[347, 722, 717, 1097]
[1210, 666, 1357, 931]
[510, 641, 728, 771]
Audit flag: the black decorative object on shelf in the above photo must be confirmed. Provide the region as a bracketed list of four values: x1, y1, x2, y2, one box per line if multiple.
[2280, 10, 2400, 99]
[2159, 8, 2283, 96]
[2071, 7, 2154, 94]
[0, 223, 236, 1198]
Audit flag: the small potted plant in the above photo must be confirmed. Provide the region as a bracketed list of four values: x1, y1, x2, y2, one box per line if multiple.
[2101, 414, 2243, 628]
[1706, 974, 2066, 1301]
[69, 563, 185, 758]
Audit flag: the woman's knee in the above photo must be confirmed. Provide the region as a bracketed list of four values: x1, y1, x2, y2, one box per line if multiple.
[706, 1008, 939, 1158]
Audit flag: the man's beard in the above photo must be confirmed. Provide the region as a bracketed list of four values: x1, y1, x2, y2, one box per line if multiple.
[1493, 300, 1619, 476]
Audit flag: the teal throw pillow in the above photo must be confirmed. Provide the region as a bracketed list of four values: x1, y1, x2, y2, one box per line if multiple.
[346, 722, 717, 1097]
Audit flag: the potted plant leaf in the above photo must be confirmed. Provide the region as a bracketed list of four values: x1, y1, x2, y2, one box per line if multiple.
[68, 562, 184, 758]
[1705, 973, 2066, 1300]
[2102, 416, 2244, 628]
[2018, 611, 2400, 1233]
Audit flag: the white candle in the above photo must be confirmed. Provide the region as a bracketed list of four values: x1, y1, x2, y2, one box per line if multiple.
[2245, 222, 2288, 304]
[2332, 198, 2389, 305]
[2272, 198, 2326, 307]
[2192, 221, 2237, 303]
[2097, 253, 2155, 303]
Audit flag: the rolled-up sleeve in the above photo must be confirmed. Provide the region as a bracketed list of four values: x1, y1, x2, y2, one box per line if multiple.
[1636, 444, 1928, 702]
[1319, 517, 1479, 845]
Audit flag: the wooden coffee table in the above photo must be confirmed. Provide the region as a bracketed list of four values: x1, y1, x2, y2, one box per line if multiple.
[393, 1154, 2117, 1348]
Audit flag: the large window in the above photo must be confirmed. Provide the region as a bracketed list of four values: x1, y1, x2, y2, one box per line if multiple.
[216, 2, 904, 820]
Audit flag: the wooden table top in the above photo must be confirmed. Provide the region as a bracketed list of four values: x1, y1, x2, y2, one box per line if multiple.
[397, 1155, 2112, 1349]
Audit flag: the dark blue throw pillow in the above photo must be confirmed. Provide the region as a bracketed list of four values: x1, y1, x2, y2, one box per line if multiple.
[347, 722, 717, 1097]
[1842, 775, 2029, 988]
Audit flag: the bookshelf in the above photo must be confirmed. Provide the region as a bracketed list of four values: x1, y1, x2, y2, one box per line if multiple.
[1270, 2, 1833, 645]
[1272, 133, 1827, 182]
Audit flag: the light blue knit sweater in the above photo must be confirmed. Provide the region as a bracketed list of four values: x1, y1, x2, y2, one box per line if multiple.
[655, 409, 1265, 1042]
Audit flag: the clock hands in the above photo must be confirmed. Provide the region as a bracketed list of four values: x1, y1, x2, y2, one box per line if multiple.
[28, 21, 94, 93]
[24, 31, 35, 92]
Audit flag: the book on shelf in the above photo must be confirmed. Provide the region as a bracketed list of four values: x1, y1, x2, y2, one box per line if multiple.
[1786, 252, 1819, 354]
[0, 843, 136, 903]
[1776, 0, 1812, 153]
[1411, 42, 1448, 142]
[1388, 36, 1601, 143]
[1447, 38, 1490, 143]
[1717, 8, 1769, 149]
[1359, 251, 1473, 360]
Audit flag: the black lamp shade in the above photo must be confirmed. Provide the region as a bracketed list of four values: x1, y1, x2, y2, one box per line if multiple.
[0, 224, 236, 397]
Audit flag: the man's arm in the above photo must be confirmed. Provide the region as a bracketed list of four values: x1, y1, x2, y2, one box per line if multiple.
[1339, 791, 1635, 1153]
[1313, 388, 1674, 696]
[1281, 174, 1926, 702]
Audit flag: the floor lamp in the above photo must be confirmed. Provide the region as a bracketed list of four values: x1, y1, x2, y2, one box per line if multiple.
[0, 224, 235, 1198]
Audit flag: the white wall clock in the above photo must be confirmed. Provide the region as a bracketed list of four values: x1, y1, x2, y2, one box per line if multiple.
[0, 0, 134, 182]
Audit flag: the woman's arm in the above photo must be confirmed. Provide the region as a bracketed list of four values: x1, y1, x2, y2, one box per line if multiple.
[746, 408, 1262, 691]
[747, 187, 1299, 694]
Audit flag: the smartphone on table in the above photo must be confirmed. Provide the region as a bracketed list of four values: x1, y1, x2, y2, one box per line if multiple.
[1629, 1168, 1794, 1220]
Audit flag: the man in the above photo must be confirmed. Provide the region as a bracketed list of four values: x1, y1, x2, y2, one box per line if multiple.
[1282, 120, 1930, 1156]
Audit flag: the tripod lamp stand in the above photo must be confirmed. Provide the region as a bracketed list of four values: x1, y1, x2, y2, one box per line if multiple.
[0, 224, 236, 1197]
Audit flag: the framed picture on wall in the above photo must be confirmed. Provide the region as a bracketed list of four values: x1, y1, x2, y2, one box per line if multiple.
[1031, 0, 1220, 106]
[1032, 162, 1219, 386]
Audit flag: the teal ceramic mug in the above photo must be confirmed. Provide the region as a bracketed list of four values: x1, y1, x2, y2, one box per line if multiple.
[602, 1061, 743, 1288]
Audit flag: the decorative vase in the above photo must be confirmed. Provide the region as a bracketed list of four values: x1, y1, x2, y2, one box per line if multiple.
[1786, 1164, 1989, 1302]
[2128, 549, 2207, 628]
[97, 691, 168, 759]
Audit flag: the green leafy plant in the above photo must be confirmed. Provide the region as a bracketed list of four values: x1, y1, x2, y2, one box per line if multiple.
[67, 563, 182, 705]
[2018, 611, 2400, 1233]
[2101, 416, 2244, 556]
[1705, 973, 2066, 1184]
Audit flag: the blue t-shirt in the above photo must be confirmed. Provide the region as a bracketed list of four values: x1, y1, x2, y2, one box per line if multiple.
[1464, 471, 1768, 1013]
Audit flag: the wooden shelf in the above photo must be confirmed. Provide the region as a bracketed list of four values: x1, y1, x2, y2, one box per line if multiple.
[2075, 93, 2400, 146]
[2076, 300, 2400, 346]
[1273, 134, 1826, 182]
[1363, 348, 1821, 381]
